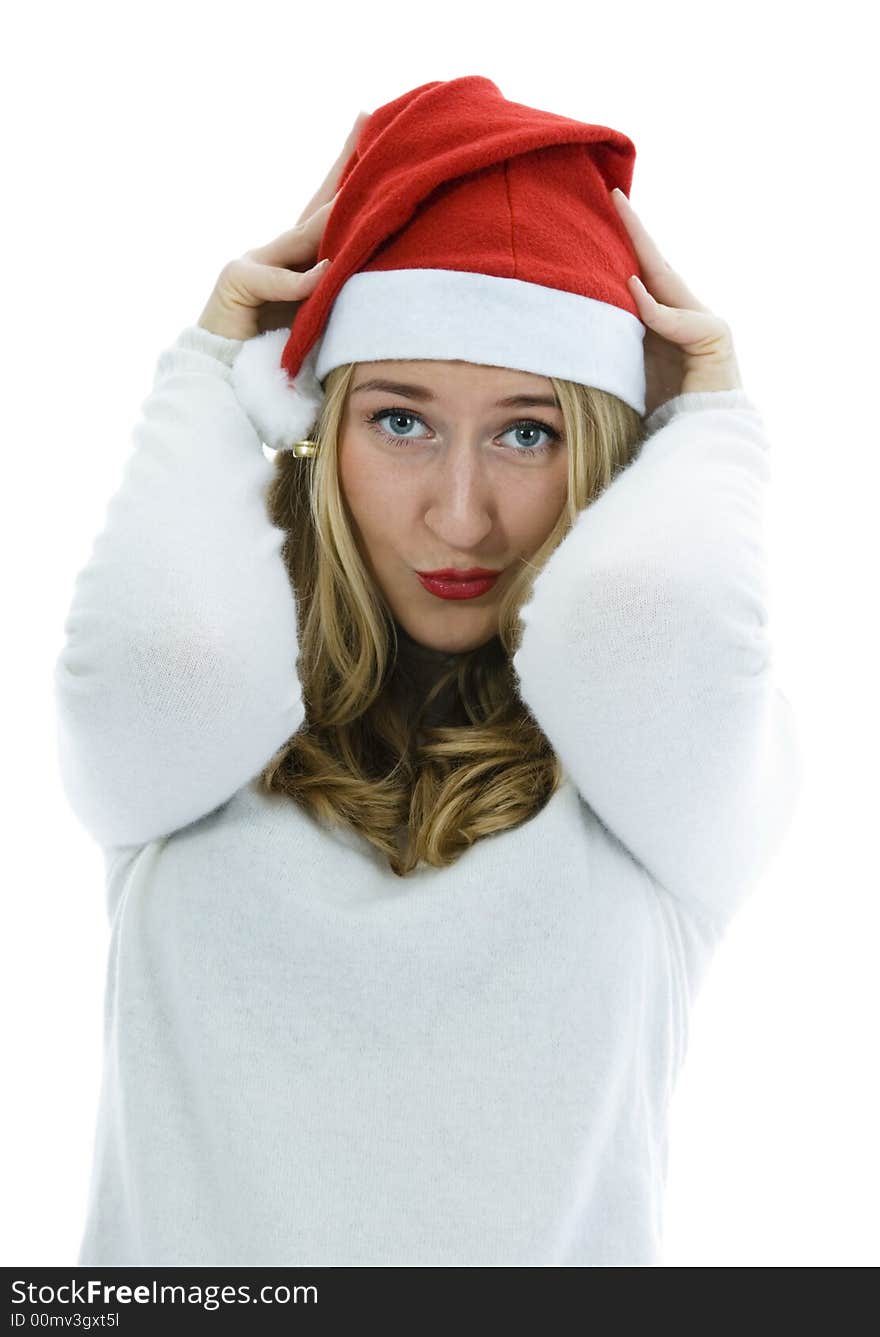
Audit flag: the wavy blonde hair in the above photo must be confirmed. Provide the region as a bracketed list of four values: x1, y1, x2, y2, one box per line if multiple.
[257, 362, 644, 876]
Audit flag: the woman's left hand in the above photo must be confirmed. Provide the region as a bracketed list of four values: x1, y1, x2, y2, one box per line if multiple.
[610, 187, 744, 417]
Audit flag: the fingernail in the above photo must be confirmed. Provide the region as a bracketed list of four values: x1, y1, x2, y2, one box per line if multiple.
[630, 274, 653, 302]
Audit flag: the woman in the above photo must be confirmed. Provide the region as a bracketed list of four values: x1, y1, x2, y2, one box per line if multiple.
[54, 77, 803, 1266]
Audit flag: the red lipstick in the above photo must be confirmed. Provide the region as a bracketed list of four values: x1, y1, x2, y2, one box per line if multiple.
[415, 567, 504, 601]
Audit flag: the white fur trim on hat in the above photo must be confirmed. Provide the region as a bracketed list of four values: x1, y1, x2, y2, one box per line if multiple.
[230, 328, 326, 452]
[315, 269, 647, 416]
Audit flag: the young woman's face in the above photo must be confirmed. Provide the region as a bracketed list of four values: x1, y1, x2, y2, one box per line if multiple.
[338, 359, 570, 653]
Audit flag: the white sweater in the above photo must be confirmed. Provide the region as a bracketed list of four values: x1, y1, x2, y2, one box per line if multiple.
[54, 322, 803, 1267]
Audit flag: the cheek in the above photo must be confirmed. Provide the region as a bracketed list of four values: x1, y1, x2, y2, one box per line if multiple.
[338, 434, 407, 537]
[338, 434, 371, 514]
[505, 469, 569, 543]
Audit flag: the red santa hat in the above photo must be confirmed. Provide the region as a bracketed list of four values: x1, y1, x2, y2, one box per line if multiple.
[231, 75, 646, 452]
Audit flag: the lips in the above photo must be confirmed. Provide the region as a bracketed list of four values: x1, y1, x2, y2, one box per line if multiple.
[415, 568, 503, 601]
[416, 568, 502, 579]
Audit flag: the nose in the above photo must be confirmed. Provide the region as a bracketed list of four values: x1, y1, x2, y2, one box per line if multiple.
[422, 442, 495, 552]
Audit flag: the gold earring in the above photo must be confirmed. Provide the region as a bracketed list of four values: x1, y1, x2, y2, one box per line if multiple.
[292, 439, 319, 458]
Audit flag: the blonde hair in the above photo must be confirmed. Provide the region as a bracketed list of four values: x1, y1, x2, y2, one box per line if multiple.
[257, 363, 644, 876]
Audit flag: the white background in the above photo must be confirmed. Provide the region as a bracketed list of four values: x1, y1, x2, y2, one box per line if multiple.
[2, 0, 877, 1267]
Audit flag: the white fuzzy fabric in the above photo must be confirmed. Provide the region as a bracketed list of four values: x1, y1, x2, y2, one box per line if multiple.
[53, 324, 803, 1267]
[230, 327, 326, 452]
[316, 267, 647, 415]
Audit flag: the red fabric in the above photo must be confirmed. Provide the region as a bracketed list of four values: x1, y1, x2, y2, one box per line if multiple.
[281, 75, 640, 382]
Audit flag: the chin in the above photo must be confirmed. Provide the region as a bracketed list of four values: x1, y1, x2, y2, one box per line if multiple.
[396, 612, 496, 656]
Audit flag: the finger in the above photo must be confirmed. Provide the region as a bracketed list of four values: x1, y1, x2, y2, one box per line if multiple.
[246, 199, 336, 269]
[612, 189, 710, 313]
[630, 276, 731, 353]
[295, 110, 372, 226]
[232, 255, 329, 304]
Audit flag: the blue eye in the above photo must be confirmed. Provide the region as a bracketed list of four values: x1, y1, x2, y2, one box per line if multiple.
[368, 410, 430, 442]
[365, 408, 561, 456]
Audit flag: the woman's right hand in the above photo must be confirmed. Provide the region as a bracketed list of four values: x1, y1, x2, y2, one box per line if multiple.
[197, 110, 370, 342]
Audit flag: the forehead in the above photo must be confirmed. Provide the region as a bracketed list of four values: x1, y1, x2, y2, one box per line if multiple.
[350, 359, 560, 406]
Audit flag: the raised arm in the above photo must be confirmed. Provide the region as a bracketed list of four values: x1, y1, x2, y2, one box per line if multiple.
[52, 324, 306, 852]
[512, 390, 804, 933]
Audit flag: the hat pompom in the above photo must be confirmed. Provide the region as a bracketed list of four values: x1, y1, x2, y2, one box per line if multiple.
[230, 328, 325, 452]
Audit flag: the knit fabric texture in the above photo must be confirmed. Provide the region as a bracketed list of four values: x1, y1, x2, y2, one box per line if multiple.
[53, 323, 803, 1266]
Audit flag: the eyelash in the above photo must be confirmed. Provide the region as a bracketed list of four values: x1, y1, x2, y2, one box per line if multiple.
[364, 407, 562, 456]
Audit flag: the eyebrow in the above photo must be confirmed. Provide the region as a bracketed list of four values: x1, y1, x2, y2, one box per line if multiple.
[350, 378, 561, 409]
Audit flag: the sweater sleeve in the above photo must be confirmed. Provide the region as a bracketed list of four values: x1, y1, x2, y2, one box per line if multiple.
[511, 389, 804, 933]
[52, 323, 306, 852]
